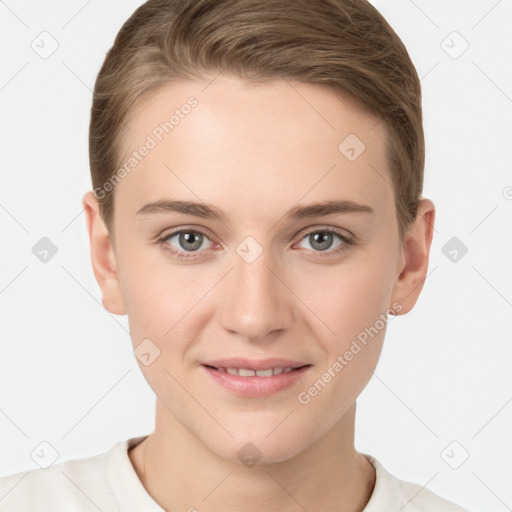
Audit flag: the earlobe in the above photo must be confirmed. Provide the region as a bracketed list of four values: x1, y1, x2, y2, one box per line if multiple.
[82, 191, 127, 316]
[390, 198, 435, 315]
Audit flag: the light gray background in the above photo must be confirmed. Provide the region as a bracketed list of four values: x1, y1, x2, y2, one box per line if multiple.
[1, 1, 511, 510]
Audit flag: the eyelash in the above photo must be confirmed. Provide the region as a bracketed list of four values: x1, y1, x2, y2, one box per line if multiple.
[157, 227, 354, 260]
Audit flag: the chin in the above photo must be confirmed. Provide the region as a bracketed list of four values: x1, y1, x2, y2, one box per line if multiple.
[207, 428, 311, 467]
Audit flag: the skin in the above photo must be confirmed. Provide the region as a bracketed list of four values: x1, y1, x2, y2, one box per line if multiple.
[83, 74, 434, 512]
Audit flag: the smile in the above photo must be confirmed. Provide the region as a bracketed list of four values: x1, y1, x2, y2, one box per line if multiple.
[201, 361, 312, 397]
[209, 366, 299, 377]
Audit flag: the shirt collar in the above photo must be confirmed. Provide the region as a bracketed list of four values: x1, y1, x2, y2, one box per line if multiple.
[106, 435, 164, 512]
[361, 453, 402, 510]
[107, 437, 400, 511]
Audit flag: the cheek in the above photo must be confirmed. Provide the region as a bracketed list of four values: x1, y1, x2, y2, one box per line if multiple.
[293, 263, 392, 425]
[289, 251, 395, 394]
[295, 254, 395, 341]
[116, 238, 206, 336]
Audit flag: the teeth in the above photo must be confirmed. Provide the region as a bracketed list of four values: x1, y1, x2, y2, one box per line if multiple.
[221, 366, 295, 377]
[255, 368, 273, 377]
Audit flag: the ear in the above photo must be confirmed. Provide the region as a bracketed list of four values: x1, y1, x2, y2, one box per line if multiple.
[390, 198, 435, 315]
[82, 191, 127, 315]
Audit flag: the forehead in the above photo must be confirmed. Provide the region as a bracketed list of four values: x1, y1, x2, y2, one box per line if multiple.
[114, 75, 392, 224]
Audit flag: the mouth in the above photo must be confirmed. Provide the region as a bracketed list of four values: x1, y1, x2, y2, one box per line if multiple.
[200, 358, 312, 397]
[202, 364, 310, 377]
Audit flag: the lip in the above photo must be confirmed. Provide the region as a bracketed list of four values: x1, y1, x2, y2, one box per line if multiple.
[200, 358, 312, 398]
[201, 358, 308, 371]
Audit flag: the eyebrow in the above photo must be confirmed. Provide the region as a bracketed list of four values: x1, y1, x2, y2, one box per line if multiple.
[136, 199, 374, 221]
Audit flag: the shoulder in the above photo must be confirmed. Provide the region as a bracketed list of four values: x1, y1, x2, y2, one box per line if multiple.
[395, 477, 469, 512]
[364, 454, 469, 512]
[0, 442, 119, 511]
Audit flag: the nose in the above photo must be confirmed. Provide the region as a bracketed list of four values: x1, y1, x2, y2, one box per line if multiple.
[218, 245, 296, 343]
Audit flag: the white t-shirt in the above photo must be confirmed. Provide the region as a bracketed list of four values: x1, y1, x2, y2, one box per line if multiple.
[0, 435, 469, 511]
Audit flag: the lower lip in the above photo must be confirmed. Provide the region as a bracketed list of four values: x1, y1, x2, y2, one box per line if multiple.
[201, 365, 311, 398]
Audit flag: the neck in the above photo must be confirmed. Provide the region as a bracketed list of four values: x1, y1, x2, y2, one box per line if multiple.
[129, 400, 375, 512]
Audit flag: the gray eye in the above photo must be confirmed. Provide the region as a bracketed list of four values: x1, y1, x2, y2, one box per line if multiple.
[298, 231, 344, 252]
[166, 231, 211, 252]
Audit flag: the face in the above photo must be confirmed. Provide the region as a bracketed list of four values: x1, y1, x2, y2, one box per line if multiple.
[84, 74, 431, 465]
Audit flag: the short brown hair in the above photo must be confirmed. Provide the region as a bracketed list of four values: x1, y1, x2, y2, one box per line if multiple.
[89, 0, 424, 241]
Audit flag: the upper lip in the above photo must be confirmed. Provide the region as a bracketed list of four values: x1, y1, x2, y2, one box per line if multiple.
[202, 358, 310, 371]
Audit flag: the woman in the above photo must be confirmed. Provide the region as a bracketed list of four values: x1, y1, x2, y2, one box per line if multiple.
[0, 1, 468, 510]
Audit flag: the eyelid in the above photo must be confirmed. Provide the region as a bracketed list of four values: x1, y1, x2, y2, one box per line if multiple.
[158, 225, 218, 244]
[157, 227, 217, 261]
[291, 226, 354, 258]
[295, 224, 354, 242]
[159, 224, 353, 244]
